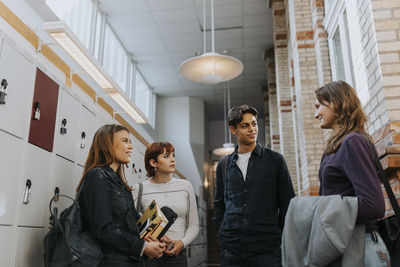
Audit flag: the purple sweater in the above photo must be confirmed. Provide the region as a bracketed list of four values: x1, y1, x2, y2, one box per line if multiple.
[319, 132, 385, 226]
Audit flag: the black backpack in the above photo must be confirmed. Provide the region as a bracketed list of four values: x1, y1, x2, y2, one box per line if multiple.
[44, 185, 102, 267]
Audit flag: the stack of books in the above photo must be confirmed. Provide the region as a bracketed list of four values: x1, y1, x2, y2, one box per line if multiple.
[136, 200, 169, 239]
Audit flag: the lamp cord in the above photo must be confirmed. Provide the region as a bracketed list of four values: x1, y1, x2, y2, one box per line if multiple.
[224, 84, 227, 144]
[203, 0, 206, 55]
[211, 0, 215, 53]
[227, 81, 231, 143]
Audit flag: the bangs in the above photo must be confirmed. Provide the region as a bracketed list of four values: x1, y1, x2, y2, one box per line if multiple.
[152, 142, 175, 155]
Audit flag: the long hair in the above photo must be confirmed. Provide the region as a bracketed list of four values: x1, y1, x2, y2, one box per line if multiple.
[315, 80, 369, 154]
[145, 142, 175, 178]
[76, 124, 132, 193]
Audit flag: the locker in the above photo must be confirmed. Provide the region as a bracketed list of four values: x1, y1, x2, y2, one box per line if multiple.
[0, 130, 23, 225]
[50, 156, 80, 214]
[137, 151, 146, 183]
[130, 150, 144, 184]
[124, 132, 136, 186]
[0, 226, 13, 267]
[44, 157, 81, 227]
[0, 40, 36, 139]
[77, 105, 101, 166]
[17, 144, 52, 227]
[14, 227, 44, 267]
[28, 68, 59, 152]
[54, 89, 82, 162]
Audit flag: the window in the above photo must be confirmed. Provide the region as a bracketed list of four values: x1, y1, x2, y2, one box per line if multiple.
[103, 24, 128, 91]
[332, 29, 346, 81]
[93, 9, 104, 61]
[46, 0, 93, 49]
[135, 70, 151, 119]
[328, 10, 355, 86]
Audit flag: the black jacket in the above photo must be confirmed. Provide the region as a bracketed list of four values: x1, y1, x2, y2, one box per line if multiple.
[78, 166, 144, 265]
[213, 142, 295, 257]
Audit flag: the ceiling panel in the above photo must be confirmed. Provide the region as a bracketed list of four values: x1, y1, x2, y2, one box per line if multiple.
[100, 0, 274, 122]
[244, 14, 273, 27]
[99, 0, 149, 14]
[153, 9, 198, 23]
[158, 20, 200, 34]
[166, 41, 204, 53]
[108, 12, 154, 27]
[162, 32, 202, 45]
[148, 0, 194, 10]
[244, 2, 270, 16]
[119, 24, 159, 37]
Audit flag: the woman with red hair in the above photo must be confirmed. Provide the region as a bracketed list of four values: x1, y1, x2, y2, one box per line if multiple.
[133, 142, 199, 267]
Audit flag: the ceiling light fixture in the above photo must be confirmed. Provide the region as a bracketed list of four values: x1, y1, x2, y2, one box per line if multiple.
[44, 22, 146, 124]
[213, 81, 235, 156]
[179, 0, 243, 85]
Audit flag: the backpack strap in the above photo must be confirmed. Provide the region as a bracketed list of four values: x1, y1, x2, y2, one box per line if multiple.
[362, 135, 400, 225]
[136, 182, 143, 213]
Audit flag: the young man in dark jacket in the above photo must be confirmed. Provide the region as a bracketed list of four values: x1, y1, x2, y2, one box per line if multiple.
[213, 104, 295, 267]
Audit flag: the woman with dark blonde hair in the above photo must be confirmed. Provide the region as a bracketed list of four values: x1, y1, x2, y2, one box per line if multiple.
[314, 80, 390, 266]
[77, 124, 165, 266]
[132, 142, 199, 267]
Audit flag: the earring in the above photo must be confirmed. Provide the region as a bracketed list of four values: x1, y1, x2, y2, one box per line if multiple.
[154, 166, 157, 171]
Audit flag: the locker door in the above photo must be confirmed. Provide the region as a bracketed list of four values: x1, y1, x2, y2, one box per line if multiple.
[28, 68, 59, 152]
[124, 132, 136, 186]
[131, 150, 141, 184]
[137, 151, 146, 183]
[0, 40, 36, 139]
[0, 226, 13, 267]
[17, 144, 52, 227]
[77, 105, 100, 166]
[46, 156, 80, 224]
[14, 227, 44, 267]
[0, 131, 23, 225]
[54, 89, 81, 162]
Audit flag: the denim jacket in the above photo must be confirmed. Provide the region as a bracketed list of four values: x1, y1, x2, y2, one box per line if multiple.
[213, 142, 295, 257]
[78, 166, 145, 264]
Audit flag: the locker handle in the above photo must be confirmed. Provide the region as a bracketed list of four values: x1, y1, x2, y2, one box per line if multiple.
[60, 119, 67, 134]
[80, 131, 86, 148]
[23, 179, 32, 204]
[0, 79, 8, 104]
[33, 101, 41, 120]
[1, 79, 7, 90]
[54, 187, 60, 202]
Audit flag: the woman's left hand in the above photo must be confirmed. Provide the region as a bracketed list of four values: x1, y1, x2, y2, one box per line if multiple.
[166, 240, 184, 256]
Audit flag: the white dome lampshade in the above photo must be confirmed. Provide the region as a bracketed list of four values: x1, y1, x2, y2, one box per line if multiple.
[212, 142, 235, 156]
[179, 0, 243, 85]
[179, 52, 244, 85]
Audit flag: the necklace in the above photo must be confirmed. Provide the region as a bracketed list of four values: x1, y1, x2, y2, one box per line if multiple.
[151, 176, 171, 184]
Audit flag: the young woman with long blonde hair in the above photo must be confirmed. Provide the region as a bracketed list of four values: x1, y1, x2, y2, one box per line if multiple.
[77, 124, 165, 266]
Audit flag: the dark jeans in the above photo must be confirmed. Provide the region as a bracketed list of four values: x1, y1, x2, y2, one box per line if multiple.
[221, 248, 282, 267]
[145, 249, 187, 267]
[99, 253, 144, 267]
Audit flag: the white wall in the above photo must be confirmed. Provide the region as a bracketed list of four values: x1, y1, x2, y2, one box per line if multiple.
[157, 96, 204, 195]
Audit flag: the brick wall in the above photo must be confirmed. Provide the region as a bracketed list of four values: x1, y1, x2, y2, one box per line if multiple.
[272, 0, 299, 192]
[287, 0, 326, 195]
[370, 0, 400, 215]
[265, 48, 281, 152]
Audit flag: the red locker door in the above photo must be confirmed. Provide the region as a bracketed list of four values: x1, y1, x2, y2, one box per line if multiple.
[28, 68, 59, 152]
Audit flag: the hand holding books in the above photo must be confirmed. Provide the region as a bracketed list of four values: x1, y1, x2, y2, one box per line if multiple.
[136, 200, 177, 240]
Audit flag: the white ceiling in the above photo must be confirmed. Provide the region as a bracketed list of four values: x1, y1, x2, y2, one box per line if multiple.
[100, 0, 273, 120]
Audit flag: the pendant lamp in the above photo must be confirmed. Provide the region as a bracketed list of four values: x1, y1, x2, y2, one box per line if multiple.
[213, 82, 235, 156]
[179, 0, 243, 85]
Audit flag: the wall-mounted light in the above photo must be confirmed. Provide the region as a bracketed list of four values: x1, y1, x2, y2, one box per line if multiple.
[43, 22, 146, 124]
